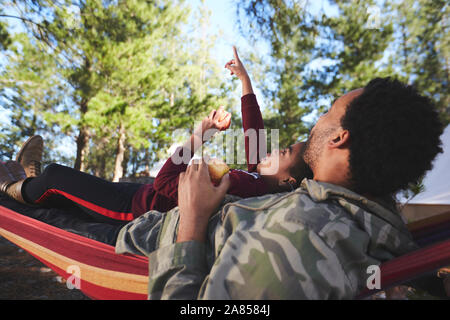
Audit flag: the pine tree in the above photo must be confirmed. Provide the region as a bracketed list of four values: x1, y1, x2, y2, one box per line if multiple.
[388, 0, 449, 125]
[236, 0, 320, 146]
[0, 31, 68, 162]
[235, 0, 448, 200]
[1, 0, 234, 179]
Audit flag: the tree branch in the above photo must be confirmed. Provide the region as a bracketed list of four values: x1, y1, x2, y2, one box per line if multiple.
[0, 14, 46, 31]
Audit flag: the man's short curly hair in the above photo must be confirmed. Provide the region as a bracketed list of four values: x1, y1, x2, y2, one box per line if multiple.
[341, 77, 444, 197]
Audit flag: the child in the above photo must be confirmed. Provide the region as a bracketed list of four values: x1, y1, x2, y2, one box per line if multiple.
[0, 47, 312, 224]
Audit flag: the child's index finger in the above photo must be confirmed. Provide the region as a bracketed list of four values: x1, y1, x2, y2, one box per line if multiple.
[233, 46, 240, 62]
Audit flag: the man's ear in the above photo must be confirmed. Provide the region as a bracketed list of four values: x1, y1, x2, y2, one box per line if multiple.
[329, 129, 350, 148]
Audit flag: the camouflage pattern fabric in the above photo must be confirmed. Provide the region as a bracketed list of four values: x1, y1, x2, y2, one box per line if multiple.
[115, 179, 418, 299]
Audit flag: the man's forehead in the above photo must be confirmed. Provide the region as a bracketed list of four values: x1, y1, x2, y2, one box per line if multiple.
[334, 88, 364, 109]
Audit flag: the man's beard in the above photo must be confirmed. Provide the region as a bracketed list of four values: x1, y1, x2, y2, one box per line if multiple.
[303, 127, 337, 172]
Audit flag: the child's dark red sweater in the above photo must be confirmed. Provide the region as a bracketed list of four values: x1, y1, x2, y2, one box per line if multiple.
[131, 93, 269, 216]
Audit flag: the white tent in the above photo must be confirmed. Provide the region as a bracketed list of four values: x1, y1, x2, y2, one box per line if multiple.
[401, 125, 450, 222]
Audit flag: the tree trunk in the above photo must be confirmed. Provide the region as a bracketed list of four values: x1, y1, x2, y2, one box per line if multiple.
[93, 137, 108, 178]
[122, 143, 130, 178]
[144, 148, 150, 173]
[74, 99, 90, 171]
[112, 122, 126, 182]
[74, 126, 90, 171]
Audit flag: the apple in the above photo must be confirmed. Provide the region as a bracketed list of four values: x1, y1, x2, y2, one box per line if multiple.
[207, 158, 230, 183]
[216, 108, 231, 130]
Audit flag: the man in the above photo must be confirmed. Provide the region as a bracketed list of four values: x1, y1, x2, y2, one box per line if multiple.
[115, 76, 444, 299]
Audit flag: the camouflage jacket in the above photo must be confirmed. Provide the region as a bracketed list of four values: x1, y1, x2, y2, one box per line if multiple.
[115, 179, 417, 299]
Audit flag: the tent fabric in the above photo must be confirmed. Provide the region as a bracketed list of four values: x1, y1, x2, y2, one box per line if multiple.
[407, 210, 450, 246]
[399, 125, 450, 222]
[1, 202, 450, 299]
[405, 125, 450, 205]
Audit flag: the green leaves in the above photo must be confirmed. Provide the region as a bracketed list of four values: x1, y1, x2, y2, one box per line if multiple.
[236, 0, 448, 152]
[0, 0, 232, 180]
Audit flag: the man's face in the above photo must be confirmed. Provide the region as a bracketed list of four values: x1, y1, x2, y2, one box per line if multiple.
[303, 88, 363, 171]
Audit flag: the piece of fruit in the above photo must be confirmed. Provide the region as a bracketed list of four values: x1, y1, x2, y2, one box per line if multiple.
[221, 114, 231, 130]
[218, 109, 228, 122]
[217, 107, 231, 130]
[207, 158, 230, 183]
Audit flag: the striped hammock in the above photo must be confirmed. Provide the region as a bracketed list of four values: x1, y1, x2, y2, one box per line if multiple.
[1, 203, 450, 300]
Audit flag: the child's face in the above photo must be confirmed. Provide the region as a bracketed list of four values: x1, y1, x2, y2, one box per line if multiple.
[257, 142, 305, 179]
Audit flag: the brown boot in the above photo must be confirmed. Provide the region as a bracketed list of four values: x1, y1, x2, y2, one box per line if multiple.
[0, 179, 28, 204]
[16, 135, 43, 177]
[0, 162, 14, 187]
[5, 160, 27, 181]
[0, 162, 28, 204]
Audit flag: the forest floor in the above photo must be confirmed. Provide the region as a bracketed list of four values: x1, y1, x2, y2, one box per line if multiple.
[0, 236, 89, 300]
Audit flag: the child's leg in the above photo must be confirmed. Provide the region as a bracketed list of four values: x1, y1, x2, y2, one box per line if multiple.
[22, 163, 143, 223]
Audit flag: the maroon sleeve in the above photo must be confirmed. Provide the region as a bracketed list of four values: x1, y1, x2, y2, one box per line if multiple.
[227, 169, 269, 198]
[241, 93, 265, 172]
[152, 147, 193, 201]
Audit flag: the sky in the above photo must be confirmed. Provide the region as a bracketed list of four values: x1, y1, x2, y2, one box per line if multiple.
[191, 0, 339, 81]
[186, 0, 271, 107]
[189, 0, 264, 64]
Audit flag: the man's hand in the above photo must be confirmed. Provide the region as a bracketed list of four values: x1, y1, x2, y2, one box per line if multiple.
[177, 159, 230, 243]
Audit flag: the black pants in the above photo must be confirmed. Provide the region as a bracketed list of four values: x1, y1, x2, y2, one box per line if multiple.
[22, 163, 143, 224]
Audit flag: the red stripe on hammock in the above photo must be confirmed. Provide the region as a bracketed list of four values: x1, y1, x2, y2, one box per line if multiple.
[381, 239, 450, 284]
[29, 254, 147, 300]
[35, 189, 134, 221]
[81, 278, 147, 300]
[0, 205, 148, 276]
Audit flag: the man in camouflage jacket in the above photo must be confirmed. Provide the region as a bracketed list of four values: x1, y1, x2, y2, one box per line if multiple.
[116, 178, 417, 299]
[116, 76, 443, 299]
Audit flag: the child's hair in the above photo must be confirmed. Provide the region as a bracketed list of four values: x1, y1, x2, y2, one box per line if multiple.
[289, 156, 313, 188]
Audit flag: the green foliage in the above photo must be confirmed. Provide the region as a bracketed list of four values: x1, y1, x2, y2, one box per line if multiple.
[236, 0, 319, 147]
[387, 0, 449, 125]
[236, 0, 398, 148]
[0, 0, 233, 180]
[235, 0, 448, 198]
[0, 22, 11, 50]
[236, 0, 448, 140]
[1, 0, 447, 183]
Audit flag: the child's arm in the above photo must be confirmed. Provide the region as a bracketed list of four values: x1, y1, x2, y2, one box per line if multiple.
[152, 108, 231, 200]
[225, 47, 265, 172]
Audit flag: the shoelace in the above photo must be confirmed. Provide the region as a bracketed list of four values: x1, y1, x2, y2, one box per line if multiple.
[0, 181, 14, 193]
[29, 160, 41, 177]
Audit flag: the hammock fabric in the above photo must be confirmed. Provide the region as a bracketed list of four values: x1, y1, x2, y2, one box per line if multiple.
[1, 202, 450, 300]
[0, 204, 148, 300]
